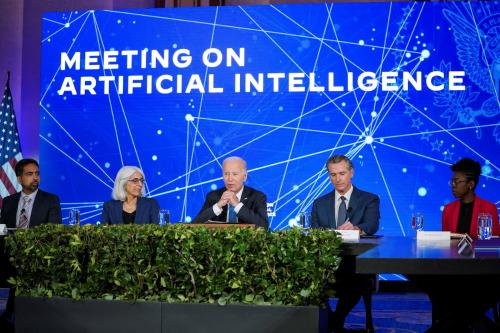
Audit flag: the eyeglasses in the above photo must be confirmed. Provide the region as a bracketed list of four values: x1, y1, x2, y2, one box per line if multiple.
[448, 179, 467, 187]
[127, 178, 145, 185]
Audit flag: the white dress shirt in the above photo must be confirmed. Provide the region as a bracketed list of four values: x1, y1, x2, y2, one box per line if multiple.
[335, 185, 353, 227]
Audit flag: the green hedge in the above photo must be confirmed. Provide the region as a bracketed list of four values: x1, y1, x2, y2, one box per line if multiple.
[5, 224, 342, 306]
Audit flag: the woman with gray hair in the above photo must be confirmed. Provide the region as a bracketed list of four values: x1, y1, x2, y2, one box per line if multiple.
[101, 166, 160, 224]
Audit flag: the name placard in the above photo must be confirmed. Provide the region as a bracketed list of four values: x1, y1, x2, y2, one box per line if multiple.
[337, 230, 360, 241]
[417, 231, 451, 241]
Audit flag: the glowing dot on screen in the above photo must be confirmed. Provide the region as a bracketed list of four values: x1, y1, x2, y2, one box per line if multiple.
[195, 141, 201, 147]
[423, 43, 427, 47]
[95, 204, 99, 209]
[371, 111, 377, 118]
[78, 154, 82, 158]
[324, 116, 330, 122]
[252, 91, 257, 96]
[132, 21, 136, 24]
[436, 26, 441, 30]
[176, 187, 180, 191]
[172, 43, 178, 48]
[48, 38, 51, 42]
[405, 52, 411, 58]
[278, 106, 284, 111]
[176, 196, 180, 200]
[157, 171, 161, 175]
[104, 162, 110, 168]
[47, 133, 52, 137]
[380, 138, 384, 143]
[65, 23, 70, 28]
[365, 136, 374, 144]
[402, 168, 407, 173]
[213, 137, 222, 145]
[293, 185, 299, 191]
[157, 130, 162, 135]
[420, 33, 424, 37]
[341, 102, 346, 107]
[117, 19, 122, 24]
[421, 49, 430, 58]
[185, 216, 192, 223]
[440, 206, 444, 212]
[192, 188, 196, 192]
[295, 199, 301, 204]
[288, 219, 298, 228]
[358, 40, 365, 45]
[373, 96, 379, 102]
[372, 28, 376, 32]
[211, 184, 217, 191]
[418, 187, 427, 197]
[413, 46, 418, 51]
[185, 114, 194, 121]
[152, 155, 158, 161]
[46, 103, 51, 108]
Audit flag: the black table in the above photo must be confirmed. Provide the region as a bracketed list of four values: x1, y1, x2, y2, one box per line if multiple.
[353, 236, 500, 275]
[347, 236, 500, 332]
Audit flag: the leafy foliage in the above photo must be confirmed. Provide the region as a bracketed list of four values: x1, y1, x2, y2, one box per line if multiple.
[5, 224, 342, 306]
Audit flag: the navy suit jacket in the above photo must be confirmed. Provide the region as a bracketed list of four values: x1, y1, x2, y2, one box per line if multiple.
[311, 186, 380, 235]
[192, 186, 269, 229]
[0, 190, 62, 228]
[101, 197, 160, 225]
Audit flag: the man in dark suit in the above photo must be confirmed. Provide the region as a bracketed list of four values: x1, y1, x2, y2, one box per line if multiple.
[312, 155, 380, 333]
[0, 158, 61, 228]
[193, 156, 268, 229]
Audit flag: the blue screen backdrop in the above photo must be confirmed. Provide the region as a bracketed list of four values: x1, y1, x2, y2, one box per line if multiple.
[40, 1, 500, 236]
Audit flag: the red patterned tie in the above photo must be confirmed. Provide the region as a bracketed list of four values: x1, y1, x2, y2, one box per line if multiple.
[18, 197, 31, 229]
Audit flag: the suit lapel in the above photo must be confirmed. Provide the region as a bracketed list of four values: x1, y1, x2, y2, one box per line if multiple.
[241, 187, 250, 205]
[135, 198, 144, 224]
[326, 191, 335, 228]
[30, 190, 43, 227]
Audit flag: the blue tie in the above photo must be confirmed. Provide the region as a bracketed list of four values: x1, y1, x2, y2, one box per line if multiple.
[337, 196, 347, 228]
[227, 205, 238, 223]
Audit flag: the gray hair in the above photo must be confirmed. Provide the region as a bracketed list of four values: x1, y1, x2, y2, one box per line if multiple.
[325, 155, 354, 171]
[112, 166, 146, 201]
[222, 156, 247, 171]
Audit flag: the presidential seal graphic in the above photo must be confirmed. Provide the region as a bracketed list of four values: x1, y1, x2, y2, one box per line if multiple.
[439, 3, 500, 143]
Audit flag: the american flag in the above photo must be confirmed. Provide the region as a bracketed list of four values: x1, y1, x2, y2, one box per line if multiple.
[0, 73, 22, 206]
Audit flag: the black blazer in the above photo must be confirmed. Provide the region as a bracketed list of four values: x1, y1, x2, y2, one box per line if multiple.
[192, 186, 269, 229]
[311, 186, 380, 235]
[0, 190, 62, 228]
[101, 197, 160, 225]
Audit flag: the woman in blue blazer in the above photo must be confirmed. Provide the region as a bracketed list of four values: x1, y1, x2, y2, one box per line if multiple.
[102, 166, 160, 224]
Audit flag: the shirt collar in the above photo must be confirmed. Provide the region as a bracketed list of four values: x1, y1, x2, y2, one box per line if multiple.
[335, 185, 353, 202]
[21, 189, 38, 202]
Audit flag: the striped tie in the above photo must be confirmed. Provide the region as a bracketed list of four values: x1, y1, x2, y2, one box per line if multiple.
[18, 197, 31, 229]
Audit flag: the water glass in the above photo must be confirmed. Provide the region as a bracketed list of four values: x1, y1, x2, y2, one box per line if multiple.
[159, 209, 170, 226]
[411, 212, 424, 231]
[477, 213, 492, 240]
[298, 211, 310, 229]
[69, 208, 80, 226]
